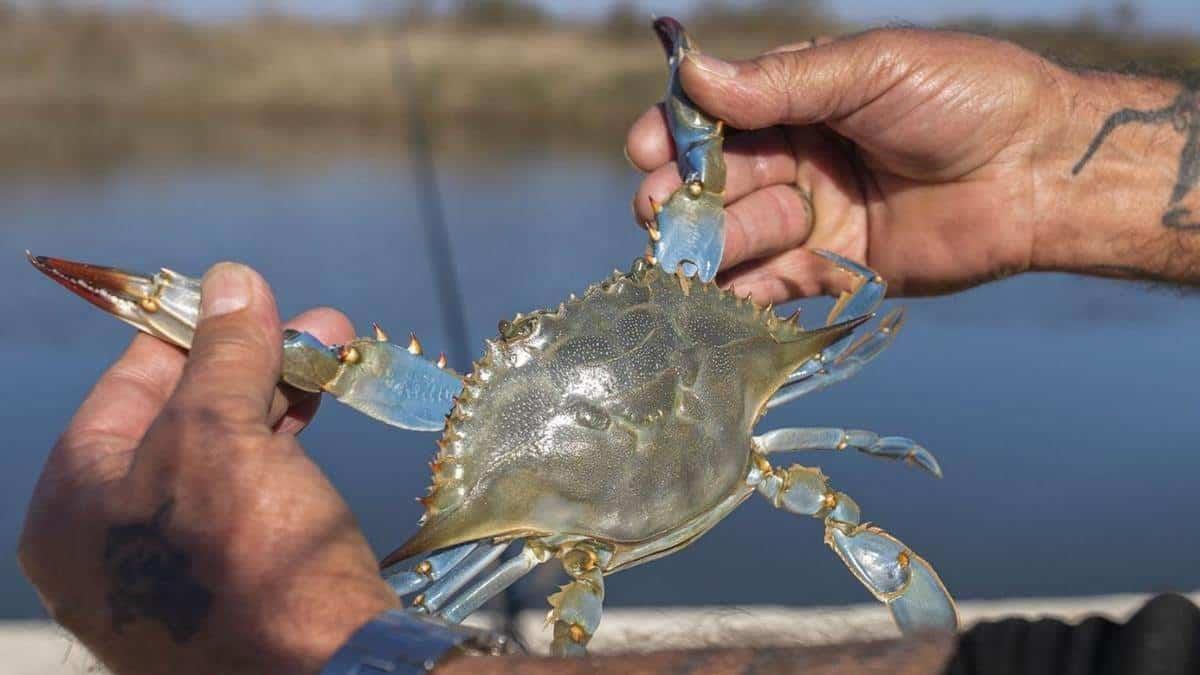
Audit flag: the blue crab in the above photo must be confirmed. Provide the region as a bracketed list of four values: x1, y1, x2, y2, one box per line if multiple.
[30, 17, 957, 655]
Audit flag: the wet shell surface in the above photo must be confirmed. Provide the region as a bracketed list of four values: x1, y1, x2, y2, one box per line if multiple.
[390, 259, 853, 564]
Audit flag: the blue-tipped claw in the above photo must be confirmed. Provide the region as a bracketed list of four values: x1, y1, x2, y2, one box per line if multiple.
[889, 555, 959, 633]
[828, 523, 959, 634]
[649, 17, 727, 282]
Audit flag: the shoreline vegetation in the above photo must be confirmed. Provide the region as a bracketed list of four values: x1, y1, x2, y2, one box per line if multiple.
[1, 1, 1197, 167]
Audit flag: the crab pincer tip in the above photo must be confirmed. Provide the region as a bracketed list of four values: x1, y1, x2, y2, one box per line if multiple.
[652, 16, 687, 57]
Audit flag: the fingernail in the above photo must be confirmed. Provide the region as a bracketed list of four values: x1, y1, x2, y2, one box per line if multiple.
[200, 262, 253, 319]
[685, 51, 737, 78]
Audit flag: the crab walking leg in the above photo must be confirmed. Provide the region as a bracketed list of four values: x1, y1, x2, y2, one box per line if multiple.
[547, 542, 612, 657]
[409, 541, 509, 614]
[747, 456, 958, 634]
[818, 251, 888, 323]
[789, 250, 889, 367]
[767, 309, 904, 409]
[438, 544, 550, 625]
[755, 427, 943, 478]
[382, 541, 480, 596]
[27, 254, 461, 431]
[767, 250, 902, 409]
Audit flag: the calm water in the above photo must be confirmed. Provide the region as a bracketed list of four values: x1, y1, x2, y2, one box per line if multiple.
[2, 149, 1198, 620]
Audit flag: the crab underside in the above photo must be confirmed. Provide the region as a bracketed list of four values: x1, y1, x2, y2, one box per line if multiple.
[32, 16, 958, 656]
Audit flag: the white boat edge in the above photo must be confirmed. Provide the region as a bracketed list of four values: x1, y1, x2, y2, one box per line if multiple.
[5, 591, 1198, 672]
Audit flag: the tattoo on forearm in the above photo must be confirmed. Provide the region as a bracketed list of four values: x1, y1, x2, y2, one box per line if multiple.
[1072, 84, 1200, 230]
[104, 499, 213, 643]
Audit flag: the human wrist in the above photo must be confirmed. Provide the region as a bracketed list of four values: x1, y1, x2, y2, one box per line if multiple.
[79, 575, 398, 675]
[1031, 68, 1193, 278]
[287, 577, 402, 674]
[319, 608, 519, 675]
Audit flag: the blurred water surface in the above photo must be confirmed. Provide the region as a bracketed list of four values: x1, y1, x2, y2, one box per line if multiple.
[1, 139, 1198, 620]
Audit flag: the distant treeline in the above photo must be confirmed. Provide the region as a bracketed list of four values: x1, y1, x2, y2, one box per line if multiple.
[0, 0, 1196, 134]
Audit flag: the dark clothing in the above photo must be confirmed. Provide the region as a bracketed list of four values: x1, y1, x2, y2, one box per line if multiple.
[945, 594, 1200, 675]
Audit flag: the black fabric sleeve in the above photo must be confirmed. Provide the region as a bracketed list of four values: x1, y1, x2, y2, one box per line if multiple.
[943, 593, 1200, 675]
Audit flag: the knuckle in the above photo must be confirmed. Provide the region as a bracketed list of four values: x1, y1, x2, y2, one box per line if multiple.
[224, 427, 278, 456]
[15, 531, 48, 593]
[158, 396, 261, 435]
[752, 53, 801, 99]
[749, 52, 817, 125]
[748, 152, 773, 189]
[157, 401, 219, 431]
[16, 500, 51, 571]
[196, 330, 271, 366]
[849, 28, 908, 66]
[106, 363, 173, 404]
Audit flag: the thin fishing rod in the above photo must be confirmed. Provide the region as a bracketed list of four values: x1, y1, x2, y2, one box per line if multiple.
[392, 27, 471, 371]
[391, 17, 525, 636]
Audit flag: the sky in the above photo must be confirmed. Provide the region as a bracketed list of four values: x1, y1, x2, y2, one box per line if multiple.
[95, 0, 1199, 34]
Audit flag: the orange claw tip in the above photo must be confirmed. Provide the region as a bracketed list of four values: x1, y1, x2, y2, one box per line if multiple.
[27, 252, 151, 314]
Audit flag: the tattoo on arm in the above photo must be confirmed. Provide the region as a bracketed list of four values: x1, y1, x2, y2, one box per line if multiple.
[1072, 84, 1200, 230]
[104, 499, 213, 643]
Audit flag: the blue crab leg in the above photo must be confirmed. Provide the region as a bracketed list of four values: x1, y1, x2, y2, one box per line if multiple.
[438, 543, 549, 625]
[546, 542, 611, 657]
[382, 541, 480, 596]
[28, 254, 461, 432]
[755, 427, 942, 478]
[747, 456, 958, 634]
[768, 307, 904, 409]
[648, 17, 726, 282]
[767, 251, 900, 409]
[817, 251, 888, 323]
[408, 540, 508, 614]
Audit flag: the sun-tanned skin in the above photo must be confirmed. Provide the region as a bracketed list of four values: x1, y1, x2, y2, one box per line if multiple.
[19, 28, 1200, 675]
[628, 31, 1200, 298]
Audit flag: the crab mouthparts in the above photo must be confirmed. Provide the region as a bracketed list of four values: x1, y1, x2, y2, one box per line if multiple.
[27, 252, 153, 317]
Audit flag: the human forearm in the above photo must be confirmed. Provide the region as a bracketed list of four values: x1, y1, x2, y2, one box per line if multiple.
[438, 633, 954, 675]
[1034, 69, 1200, 283]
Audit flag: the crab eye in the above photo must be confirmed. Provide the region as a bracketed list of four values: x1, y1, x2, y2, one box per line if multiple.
[573, 404, 610, 430]
[498, 316, 538, 341]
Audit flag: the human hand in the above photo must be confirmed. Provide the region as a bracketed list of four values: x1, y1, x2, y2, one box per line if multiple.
[18, 263, 397, 675]
[629, 29, 1074, 299]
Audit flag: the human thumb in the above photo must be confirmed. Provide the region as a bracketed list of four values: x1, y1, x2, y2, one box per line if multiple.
[679, 33, 899, 131]
[168, 262, 282, 425]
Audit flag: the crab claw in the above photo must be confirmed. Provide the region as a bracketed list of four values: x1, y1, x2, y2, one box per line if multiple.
[649, 17, 726, 283]
[652, 15, 694, 58]
[28, 252, 200, 349]
[31, 253, 463, 432]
